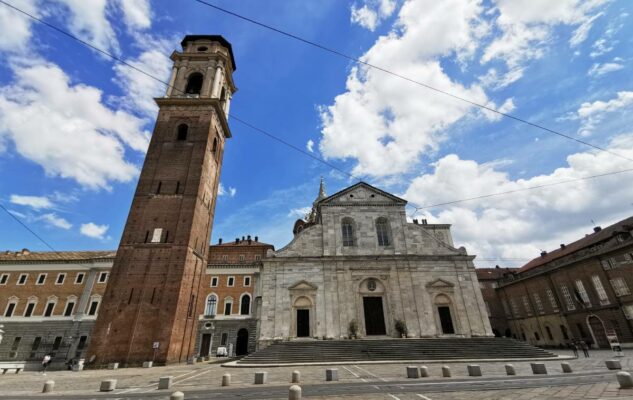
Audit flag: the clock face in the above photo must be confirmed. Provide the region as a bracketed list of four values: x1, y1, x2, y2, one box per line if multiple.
[367, 279, 377, 291]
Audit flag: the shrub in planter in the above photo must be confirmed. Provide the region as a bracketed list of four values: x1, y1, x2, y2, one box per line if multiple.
[348, 319, 359, 339]
[395, 319, 408, 337]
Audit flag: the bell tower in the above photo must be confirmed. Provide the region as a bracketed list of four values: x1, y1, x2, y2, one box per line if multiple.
[87, 35, 236, 366]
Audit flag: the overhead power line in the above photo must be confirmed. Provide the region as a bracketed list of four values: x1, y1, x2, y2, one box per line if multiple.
[191, 0, 633, 163]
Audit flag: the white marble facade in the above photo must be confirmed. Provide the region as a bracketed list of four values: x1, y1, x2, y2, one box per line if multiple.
[257, 182, 492, 347]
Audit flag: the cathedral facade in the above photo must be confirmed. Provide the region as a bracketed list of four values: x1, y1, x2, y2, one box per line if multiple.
[257, 182, 492, 347]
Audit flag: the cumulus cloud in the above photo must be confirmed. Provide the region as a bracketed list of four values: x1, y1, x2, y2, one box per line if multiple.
[56, 0, 120, 54]
[288, 206, 312, 219]
[588, 61, 624, 77]
[9, 194, 54, 210]
[0, 0, 38, 52]
[577, 91, 633, 136]
[320, 0, 493, 178]
[80, 222, 109, 239]
[40, 213, 72, 229]
[351, 0, 397, 31]
[404, 134, 633, 265]
[0, 60, 148, 190]
[218, 183, 237, 197]
[116, 0, 152, 30]
[306, 139, 314, 153]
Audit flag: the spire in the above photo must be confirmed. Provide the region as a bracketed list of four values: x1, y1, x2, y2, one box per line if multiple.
[316, 176, 327, 201]
[306, 177, 326, 224]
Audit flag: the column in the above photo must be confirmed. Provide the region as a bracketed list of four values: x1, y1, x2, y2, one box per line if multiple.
[202, 61, 215, 97]
[211, 65, 223, 98]
[165, 66, 178, 96]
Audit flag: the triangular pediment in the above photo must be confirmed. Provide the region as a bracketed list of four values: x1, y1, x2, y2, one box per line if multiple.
[288, 280, 318, 291]
[426, 278, 454, 288]
[319, 182, 407, 206]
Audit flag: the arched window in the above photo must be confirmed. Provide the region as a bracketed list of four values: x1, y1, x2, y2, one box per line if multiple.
[223, 296, 233, 316]
[205, 294, 217, 316]
[341, 218, 355, 247]
[177, 124, 188, 141]
[375, 217, 391, 246]
[185, 72, 204, 94]
[240, 294, 251, 315]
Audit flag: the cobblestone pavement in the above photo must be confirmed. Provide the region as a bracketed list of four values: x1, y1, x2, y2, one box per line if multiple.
[0, 350, 631, 399]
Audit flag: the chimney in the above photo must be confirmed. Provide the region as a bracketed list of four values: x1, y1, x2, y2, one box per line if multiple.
[235, 238, 239, 244]
[560, 244, 565, 249]
[242, 236, 245, 242]
[413, 219, 419, 224]
[540, 250, 547, 257]
[247, 235, 252, 244]
[218, 238, 222, 245]
[593, 226, 602, 233]
[495, 265, 500, 269]
[422, 219, 428, 225]
[21, 248, 30, 255]
[255, 236, 258, 242]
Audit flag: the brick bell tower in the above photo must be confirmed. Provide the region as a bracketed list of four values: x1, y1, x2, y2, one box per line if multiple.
[87, 35, 236, 366]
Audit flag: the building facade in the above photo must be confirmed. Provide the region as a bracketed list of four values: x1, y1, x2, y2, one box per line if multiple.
[476, 217, 633, 349]
[258, 182, 492, 347]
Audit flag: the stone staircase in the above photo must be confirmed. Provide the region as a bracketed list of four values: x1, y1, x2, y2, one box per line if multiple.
[237, 338, 557, 365]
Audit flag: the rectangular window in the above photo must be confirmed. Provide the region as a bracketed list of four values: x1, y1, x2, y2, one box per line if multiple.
[222, 254, 228, 261]
[5, 302, 16, 317]
[98, 272, 108, 283]
[11, 337, 21, 350]
[52, 337, 62, 351]
[0, 273, 9, 284]
[75, 273, 85, 284]
[591, 275, 609, 305]
[88, 301, 99, 316]
[17, 274, 28, 285]
[56, 273, 66, 285]
[36, 273, 46, 285]
[342, 222, 354, 246]
[623, 304, 633, 320]
[575, 279, 591, 306]
[64, 302, 75, 316]
[227, 276, 235, 287]
[211, 277, 218, 287]
[224, 302, 231, 315]
[560, 285, 576, 310]
[611, 277, 631, 297]
[239, 254, 245, 261]
[546, 288, 559, 312]
[254, 255, 261, 261]
[44, 302, 55, 317]
[151, 228, 163, 243]
[77, 336, 87, 350]
[220, 333, 228, 346]
[533, 293, 544, 313]
[24, 302, 36, 317]
[522, 295, 532, 316]
[31, 337, 41, 351]
[244, 276, 251, 287]
[602, 258, 616, 270]
[510, 298, 520, 317]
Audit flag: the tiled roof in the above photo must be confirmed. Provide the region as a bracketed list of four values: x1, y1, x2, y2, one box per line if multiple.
[518, 216, 633, 273]
[476, 267, 517, 280]
[0, 250, 116, 262]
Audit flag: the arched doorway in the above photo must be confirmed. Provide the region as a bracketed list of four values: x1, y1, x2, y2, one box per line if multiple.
[587, 315, 609, 348]
[235, 328, 249, 356]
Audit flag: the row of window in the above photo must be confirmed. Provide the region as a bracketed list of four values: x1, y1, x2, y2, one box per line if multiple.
[601, 253, 633, 270]
[341, 217, 392, 247]
[3, 296, 101, 318]
[0, 271, 108, 286]
[6, 335, 88, 359]
[503, 275, 630, 318]
[204, 293, 251, 316]
[210, 276, 250, 288]
[214, 254, 262, 261]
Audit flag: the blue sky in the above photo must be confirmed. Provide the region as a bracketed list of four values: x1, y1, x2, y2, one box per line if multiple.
[0, 0, 632, 267]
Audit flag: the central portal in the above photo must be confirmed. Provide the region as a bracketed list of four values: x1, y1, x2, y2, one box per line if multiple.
[363, 297, 386, 335]
[297, 309, 310, 337]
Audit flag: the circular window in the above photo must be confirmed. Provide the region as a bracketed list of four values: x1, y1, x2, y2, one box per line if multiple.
[204, 322, 212, 328]
[367, 279, 377, 291]
[197, 46, 208, 52]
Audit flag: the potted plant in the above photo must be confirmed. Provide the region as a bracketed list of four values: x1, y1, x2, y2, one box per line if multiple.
[395, 319, 408, 338]
[348, 319, 359, 339]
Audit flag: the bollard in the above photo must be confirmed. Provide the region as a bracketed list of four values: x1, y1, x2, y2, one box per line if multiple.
[561, 362, 572, 373]
[442, 366, 451, 378]
[420, 366, 429, 378]
[505, 364, 516, 375]
[254, 371, 268, 384]
[42, 380, 55, 393]
[107, 363, 119, 370]
[617, 372, 633, 389]
[100, 379, 117, 392]
[326, 368, 339, 381]
[222, 374, 231, 387]
[530, 363, 547, 375]
[158, 376, 173, 390]
[291, 370, 300, 383]
[606, 360, 622, 370]
[467, 364, 482, 377]
[143, 361, 153, 368]
[170, 391, 185, 400]
[407, 366, 420, 379]
[289, 385, 302, 400]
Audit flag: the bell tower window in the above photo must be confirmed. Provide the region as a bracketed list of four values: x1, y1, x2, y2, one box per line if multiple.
[177, 124, 188, 141]
[185, 72, 204, 95]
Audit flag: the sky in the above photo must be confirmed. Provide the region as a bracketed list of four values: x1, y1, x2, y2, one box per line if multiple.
[0, 0, 632, 268]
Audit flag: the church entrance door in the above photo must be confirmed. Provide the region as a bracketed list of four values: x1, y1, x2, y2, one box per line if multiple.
[438, 306, 455, 334]
[297, 309, 310, 337]
[236, 328, 249, 355]
[363, 297, 386, 335]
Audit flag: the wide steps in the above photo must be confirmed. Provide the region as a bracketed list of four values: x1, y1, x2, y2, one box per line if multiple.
[238, 338, 556, 364]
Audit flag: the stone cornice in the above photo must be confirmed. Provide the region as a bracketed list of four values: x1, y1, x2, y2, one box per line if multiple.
[264, 254, 475, 263]
[154, 97, 231, 138]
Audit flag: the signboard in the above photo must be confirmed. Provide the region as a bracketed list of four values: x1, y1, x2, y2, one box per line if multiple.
[153, 341, 160, 349]
[605, 328, 624, 357]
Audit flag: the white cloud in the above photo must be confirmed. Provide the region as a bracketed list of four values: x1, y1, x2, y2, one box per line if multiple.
[0, 0, 38, 52]
[57, 0, 120, 54]
[288, 206, 312, 219]
[569, 11, 603, 47]
[9, 194, 54, 210]
[80, 222, 109, 239]
[40, 213, 72, 229]
[577, 91, 633, 136]
[351, 0, 397, 31]
[116, 0, 152, 30]
[320, 0, 494, 178]
[404, 134, 633, 265]
[588, 61, 624, 77]
[218, 183, 237, 197]
[0, 60, 148, 190]
[306, 139, 314, 153]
